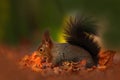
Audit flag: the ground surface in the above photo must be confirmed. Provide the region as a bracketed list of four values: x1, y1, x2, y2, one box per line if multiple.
[0, 44, 120, 80]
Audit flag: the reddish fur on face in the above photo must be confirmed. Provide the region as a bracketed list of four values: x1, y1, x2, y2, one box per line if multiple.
[37, 31, 53, 62]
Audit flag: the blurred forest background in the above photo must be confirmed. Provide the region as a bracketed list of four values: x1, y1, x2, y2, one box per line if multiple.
[0, 0, 120, 49]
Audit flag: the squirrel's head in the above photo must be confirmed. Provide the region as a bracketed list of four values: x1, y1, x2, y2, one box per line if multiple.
[37, 31, 53, 61]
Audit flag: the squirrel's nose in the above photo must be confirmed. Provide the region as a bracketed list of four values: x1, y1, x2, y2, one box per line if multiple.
[34, 51, 42, 56]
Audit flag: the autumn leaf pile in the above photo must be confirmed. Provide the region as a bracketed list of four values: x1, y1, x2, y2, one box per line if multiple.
[19, 50, 116, 74]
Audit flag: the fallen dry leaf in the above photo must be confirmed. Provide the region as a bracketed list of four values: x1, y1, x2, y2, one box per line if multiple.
[98, 50, 116, 70]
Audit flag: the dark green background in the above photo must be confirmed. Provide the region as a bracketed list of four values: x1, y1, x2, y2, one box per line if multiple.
[0, 0, 120, 49]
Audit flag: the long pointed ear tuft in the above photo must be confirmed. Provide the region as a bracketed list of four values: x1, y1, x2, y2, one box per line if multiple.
[42, 30, 53, 48]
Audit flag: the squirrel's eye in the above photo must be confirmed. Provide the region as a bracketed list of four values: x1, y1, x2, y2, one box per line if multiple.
[39, 48, 43, 52]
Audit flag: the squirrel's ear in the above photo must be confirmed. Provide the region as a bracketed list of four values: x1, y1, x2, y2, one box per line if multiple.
[42, 30, 53, 48]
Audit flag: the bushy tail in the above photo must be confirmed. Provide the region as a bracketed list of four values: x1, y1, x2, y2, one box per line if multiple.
[64, 15, 101, 65]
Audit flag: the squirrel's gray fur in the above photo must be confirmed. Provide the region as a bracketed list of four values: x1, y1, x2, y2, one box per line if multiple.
[37, 15, 101, 68]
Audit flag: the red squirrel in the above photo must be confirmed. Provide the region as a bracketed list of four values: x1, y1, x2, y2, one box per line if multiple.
[37, 15, 101, 68]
